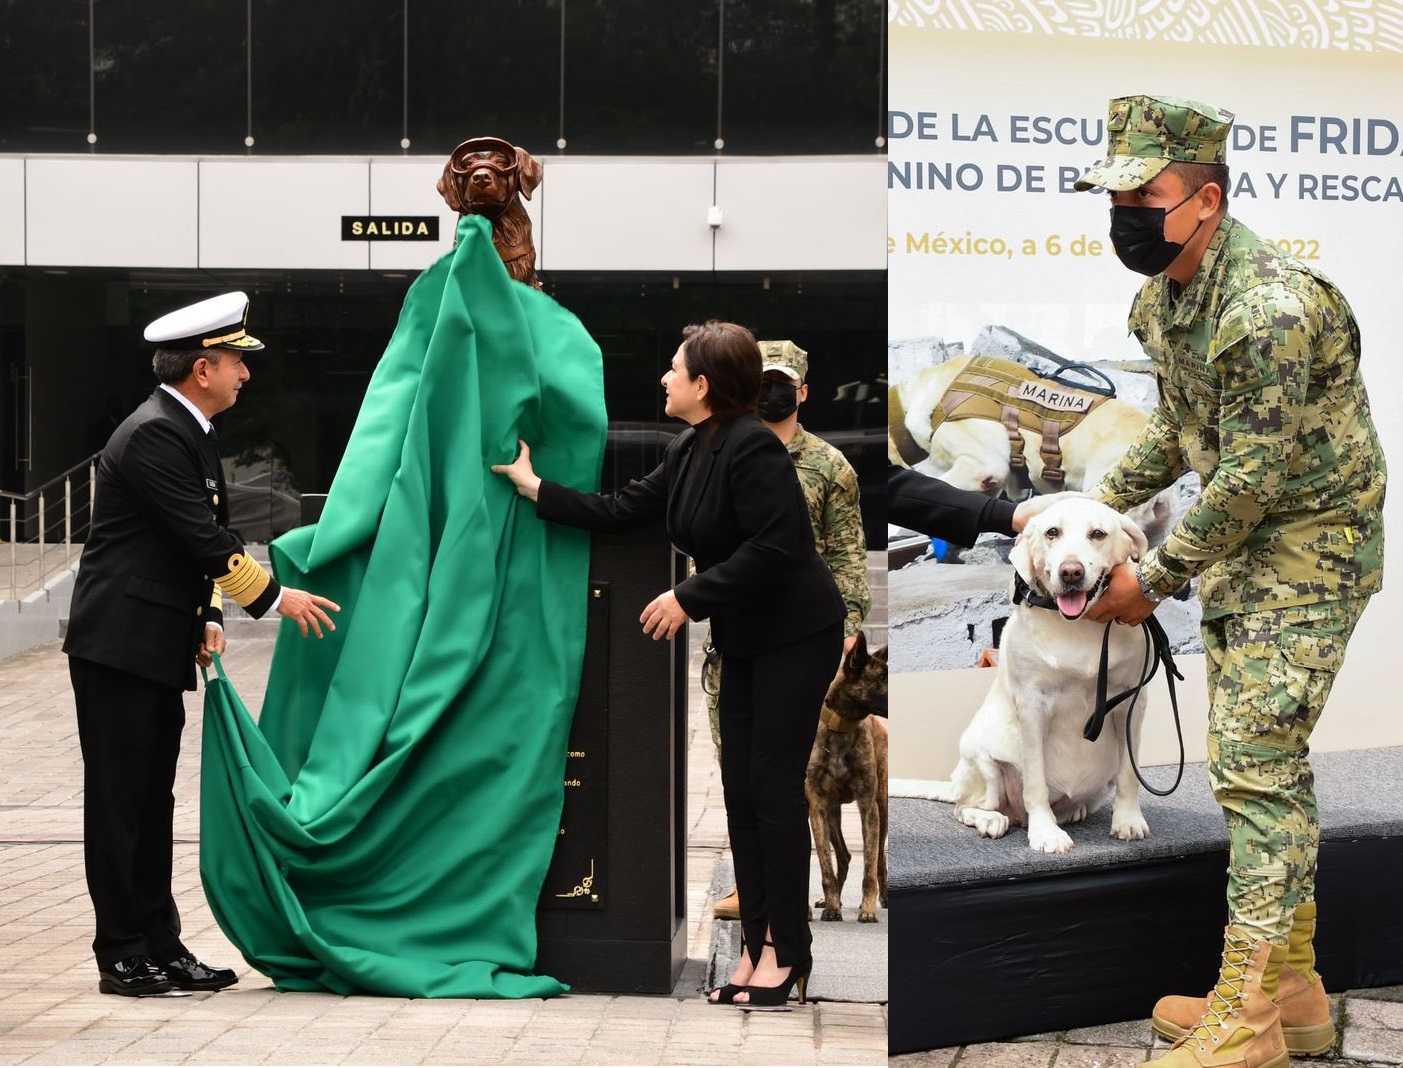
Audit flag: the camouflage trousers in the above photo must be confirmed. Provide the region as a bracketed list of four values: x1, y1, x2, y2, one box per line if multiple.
[1202, 597, 1369, 945]
[703, 628, 723, 763]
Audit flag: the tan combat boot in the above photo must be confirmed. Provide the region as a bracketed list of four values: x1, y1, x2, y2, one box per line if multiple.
[1140, 928, 1289, 1068]
[713, 888, 740, 920]
[1153, 902, 1335, 1055]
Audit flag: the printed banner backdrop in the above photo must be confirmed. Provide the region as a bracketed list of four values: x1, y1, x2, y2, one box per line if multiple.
[888, 15, 1403, 777]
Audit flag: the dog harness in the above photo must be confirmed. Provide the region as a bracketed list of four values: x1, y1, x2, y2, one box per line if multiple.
[898, 356, 1117, 491]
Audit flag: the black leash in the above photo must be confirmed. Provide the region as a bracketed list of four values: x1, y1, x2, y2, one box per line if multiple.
[1011, 572, 1186, 796]
[1083, 615, 1186, 796]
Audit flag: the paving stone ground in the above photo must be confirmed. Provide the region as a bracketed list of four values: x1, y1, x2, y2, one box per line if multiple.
[0, 589, 889, 1067]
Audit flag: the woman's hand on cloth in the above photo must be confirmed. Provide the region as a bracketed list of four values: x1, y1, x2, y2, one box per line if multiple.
[640, 590, 691, 641]
[490, 440, 542, 501]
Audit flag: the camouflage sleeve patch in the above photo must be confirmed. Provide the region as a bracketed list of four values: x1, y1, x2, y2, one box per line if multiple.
[1210, 294, 1298, 396]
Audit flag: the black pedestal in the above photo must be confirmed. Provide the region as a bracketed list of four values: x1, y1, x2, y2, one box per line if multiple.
[889, 748, 1403, 1054]
[300, 493, 328, 526]
[534, 526, 690, 994]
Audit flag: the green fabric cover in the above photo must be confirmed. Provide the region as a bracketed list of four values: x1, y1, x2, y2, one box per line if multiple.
[198, 214, 605, 997]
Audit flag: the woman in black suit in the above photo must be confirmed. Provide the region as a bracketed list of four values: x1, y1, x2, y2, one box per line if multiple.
[494, 321, 844, 1009]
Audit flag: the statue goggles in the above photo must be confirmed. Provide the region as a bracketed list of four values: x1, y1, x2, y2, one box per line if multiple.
[448, 136, 519, 179]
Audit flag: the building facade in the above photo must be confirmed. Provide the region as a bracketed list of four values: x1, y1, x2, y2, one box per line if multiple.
[1, 0, 887, 544]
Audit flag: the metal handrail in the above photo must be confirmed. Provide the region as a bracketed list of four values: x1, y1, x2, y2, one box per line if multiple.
[2, 452, 101, 603]
[0, 452, 101, 505]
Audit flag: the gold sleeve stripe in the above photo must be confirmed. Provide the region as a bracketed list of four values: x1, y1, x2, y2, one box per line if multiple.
[210, 586, 224, 612]
[215, 552, 273, 607]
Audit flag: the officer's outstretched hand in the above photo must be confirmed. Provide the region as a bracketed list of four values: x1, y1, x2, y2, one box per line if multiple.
[277, 587, 341, 638]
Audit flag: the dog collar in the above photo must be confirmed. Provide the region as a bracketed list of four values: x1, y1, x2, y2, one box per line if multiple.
[1012, 570, 1112, 613]
[1012, 571, 1059, 611]
[820, 706, 862, 734]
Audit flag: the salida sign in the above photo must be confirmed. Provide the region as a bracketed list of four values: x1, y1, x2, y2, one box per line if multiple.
[341, 216, 440, 241]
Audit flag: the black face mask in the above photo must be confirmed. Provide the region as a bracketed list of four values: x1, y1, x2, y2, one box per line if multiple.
[757, 381, 800, 422]
[1109, 191, 1204, 276]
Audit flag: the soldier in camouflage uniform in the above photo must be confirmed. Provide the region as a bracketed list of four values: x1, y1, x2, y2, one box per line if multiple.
[707, 339, 871, 919]
[1077, 96, 1386, 1068]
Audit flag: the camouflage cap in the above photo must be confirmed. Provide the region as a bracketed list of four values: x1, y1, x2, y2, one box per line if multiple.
[1075, 95, 1234, 192]
[759, 339, 807, 382]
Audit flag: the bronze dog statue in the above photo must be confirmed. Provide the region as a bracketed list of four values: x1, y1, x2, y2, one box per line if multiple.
[805, 633, 889, 923]
[436, 136, 544, 289]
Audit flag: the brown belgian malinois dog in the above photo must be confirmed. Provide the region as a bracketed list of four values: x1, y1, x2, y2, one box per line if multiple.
[805, 633, 888, 923]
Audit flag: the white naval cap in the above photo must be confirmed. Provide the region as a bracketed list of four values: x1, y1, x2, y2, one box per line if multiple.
[143, 291, 264, 352]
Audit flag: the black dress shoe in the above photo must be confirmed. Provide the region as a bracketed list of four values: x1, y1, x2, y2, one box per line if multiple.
[159, 954, 238, 991]
[98, 955, 173, 996]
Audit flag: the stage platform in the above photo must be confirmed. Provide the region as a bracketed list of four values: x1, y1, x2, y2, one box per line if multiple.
[890, 747, 1403, 1054]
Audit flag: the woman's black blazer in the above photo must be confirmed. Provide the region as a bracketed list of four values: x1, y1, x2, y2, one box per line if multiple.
[535, 414, 844, 658]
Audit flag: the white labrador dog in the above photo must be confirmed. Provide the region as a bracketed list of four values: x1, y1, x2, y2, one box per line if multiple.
[916, 497, 1153, 854]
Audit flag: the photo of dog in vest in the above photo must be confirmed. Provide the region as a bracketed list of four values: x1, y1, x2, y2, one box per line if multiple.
[887, 330, 1204, 677]
[889, 351, 1176, 547]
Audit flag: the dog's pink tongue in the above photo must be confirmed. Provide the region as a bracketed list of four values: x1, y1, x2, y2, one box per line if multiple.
[1057, 591, 1088, 618]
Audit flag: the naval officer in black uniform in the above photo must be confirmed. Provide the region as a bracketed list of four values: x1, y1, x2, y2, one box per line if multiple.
[64, 292, 340, 996]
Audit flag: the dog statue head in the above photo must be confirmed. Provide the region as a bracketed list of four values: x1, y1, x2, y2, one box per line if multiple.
[436, 136, 545, 289]
[823, 633, 889, 724]
[437, 136, 543, 218]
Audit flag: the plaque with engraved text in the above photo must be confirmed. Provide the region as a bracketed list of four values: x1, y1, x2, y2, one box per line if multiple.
[541, 581, 609, 909]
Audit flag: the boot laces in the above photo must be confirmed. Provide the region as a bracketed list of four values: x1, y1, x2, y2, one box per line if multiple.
[1187, 936, 1256, 1048]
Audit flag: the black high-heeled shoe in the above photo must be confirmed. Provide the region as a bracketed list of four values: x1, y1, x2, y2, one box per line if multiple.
[707, 940, 752, 1005]
[736, 950, 813, 1011]
[709, 982, 745, 1005]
